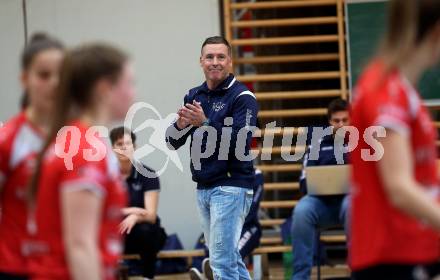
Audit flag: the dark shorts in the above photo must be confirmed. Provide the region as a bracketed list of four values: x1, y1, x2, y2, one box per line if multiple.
[124, 222, 167, 278]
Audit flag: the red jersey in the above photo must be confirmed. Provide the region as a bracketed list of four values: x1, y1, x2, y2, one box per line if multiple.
[0, 112, 43, 275]
[28, 121, 127, 280]
[350, 60, 440, 270]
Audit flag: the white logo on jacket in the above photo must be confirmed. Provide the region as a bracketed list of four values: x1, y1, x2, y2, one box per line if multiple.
[212, 102, 226, 112]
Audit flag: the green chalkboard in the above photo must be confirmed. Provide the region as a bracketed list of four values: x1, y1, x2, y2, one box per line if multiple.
[346, 0, 440, 105]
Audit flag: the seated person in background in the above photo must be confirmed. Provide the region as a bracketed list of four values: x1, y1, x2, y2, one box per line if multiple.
[110, 127, 167, 280]
[291, 98, 350, 280]
[190, 167, 264, 280]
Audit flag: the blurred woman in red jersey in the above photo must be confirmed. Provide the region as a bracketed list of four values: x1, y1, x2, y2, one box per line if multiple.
[0, 33, 63, 280]
[350, 1, 440, 279]
[28, 43, 135, 280]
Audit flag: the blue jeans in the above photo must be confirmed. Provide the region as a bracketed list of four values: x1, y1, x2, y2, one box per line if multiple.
[197, 186, 253, 280]
[291, 195, 350, 280]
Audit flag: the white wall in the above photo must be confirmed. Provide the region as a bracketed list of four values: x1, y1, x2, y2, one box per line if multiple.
[0, 0, 24, 124]
[0, 0, 220, 249]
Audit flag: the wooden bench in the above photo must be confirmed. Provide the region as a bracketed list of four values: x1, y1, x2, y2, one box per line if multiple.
[122, 245, 292, 262]
[122, 234, 346, 279]
[260, 235, 346, 246]
[122, 245, 290, 279]
[122, 234, 345, 265]
[123, 249, 205, 264]
[157, 250, 205, 259]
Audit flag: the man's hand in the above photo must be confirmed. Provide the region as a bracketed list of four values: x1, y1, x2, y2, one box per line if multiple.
[176, 107, 191, 129]
[180, 100, 208, 127]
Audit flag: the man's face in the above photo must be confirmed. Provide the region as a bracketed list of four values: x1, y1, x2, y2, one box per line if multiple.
[200, 44, 232, 86]
[329, 110, 350, 133]
[112, 133, 135, 163]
